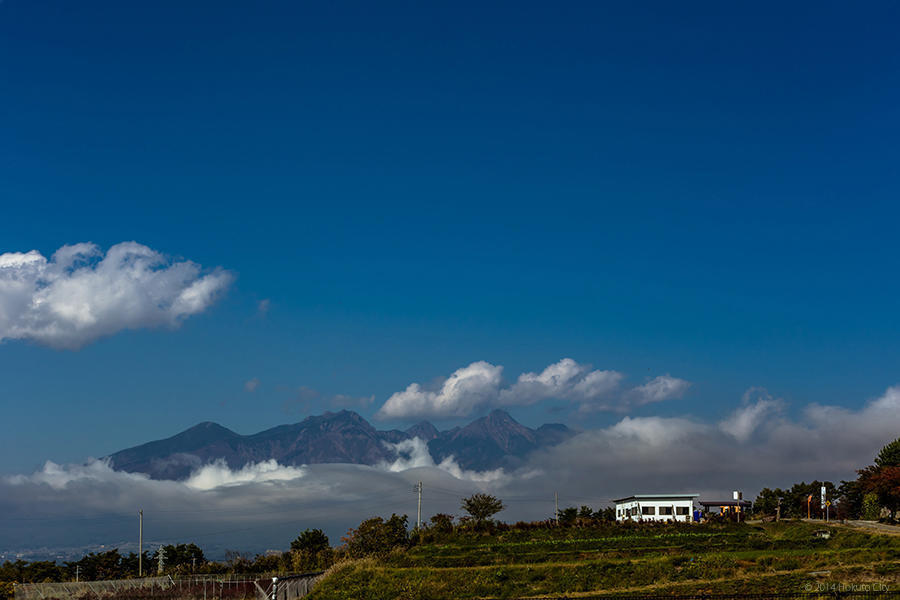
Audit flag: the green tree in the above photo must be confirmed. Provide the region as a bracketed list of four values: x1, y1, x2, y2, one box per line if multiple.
[428, 513, 454, 533]
[578, 506, 594, 519]
[862, 492, 882, 520]
[290, 529, 329, 555]
[342, 514, 409, 558]
[559, 507, 578, 525]
[875, 437, 900, 468]
[460, 493, 504, 524]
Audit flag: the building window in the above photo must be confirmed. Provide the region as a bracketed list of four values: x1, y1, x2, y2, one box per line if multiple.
[659, 506, 673, 515]
[625, 508, 631, 517]
[676, 506, 689, 515]
[641, 506, 655, 515]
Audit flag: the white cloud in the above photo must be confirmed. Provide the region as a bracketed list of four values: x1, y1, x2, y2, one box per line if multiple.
[185, 459, 306, 490]
[719, 387, 783, 442]
[244, 378, 260, 393]
[0, 242, 232, 349]
[625, 375, 691, 406]
[378, 358, 683, 419]
[500, 358, 624, 411]
[376, 361, 504, 419]
[378, 438, 507, 483]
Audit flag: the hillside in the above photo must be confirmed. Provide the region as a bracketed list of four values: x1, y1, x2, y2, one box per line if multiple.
[309, 521, 900, 599]
[107, 410, 574, 479]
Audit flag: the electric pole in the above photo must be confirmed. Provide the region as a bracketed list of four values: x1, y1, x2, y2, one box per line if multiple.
[75, 565, 79, 582]
[158, 546, 165, 575]
[555, 492, 559, 525]
[138, 509, 143, 577]
[414, 482, 423, 531]
[776, 497, 782, 522]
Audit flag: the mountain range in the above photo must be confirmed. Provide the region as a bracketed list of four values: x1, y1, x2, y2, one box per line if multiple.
[107, 409, 574, 480]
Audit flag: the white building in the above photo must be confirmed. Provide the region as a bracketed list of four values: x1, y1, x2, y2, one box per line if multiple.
[613, 494, 699, 522]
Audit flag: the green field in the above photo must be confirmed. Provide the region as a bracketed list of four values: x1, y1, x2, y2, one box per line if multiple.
[308, 521, 900, 600]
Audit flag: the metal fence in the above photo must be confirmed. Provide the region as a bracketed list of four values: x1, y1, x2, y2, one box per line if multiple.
[13, 572, 323, 600]
[14, 575, 175, 600]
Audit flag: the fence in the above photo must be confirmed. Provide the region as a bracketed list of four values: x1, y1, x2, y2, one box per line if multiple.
[14, 575, 174, 599]
[13, 572, 324, 600]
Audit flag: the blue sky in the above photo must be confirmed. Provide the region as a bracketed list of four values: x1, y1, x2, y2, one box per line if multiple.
[2, 1, 900, 476]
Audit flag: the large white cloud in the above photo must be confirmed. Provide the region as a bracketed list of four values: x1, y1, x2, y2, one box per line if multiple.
[377, 358, 688, 419]
[377, 361, 504, 419]
[0, 242, 232, 349]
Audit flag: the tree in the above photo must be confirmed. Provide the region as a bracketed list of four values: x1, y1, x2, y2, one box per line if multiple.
[290, 529, 332, 571]
[290, 529, 329, 555]
[579, 506, 594, 520]
[862, 492, 882, 520]
[836, 479, 864, 520]
[342, 514, 409, 558]
[859, 465, 900, 520]
[428, 513, 454, 533]
[460, 493, 504, 524]
[559, 507, 578, 525]
[875, 437, 900, 469]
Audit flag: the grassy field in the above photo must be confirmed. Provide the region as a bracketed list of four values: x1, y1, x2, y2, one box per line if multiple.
[308, 521, 900, 600]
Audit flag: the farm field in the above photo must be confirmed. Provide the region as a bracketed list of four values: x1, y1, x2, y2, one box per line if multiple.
[308, 521, 900, 600]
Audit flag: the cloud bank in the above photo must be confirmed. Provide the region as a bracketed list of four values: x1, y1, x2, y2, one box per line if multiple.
[0, 242, 232, 349]
[376, 358, 690, 419]
[3, 385, 900, 558]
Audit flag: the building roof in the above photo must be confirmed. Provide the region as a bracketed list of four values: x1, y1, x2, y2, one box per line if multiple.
[613, 494, 700, 503]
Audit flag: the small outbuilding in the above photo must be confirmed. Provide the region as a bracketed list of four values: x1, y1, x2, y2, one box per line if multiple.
[613, 494, 699, 523]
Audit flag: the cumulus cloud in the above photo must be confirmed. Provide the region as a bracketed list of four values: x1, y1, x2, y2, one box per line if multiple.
[624, 375, 692, 406]
[500, 358, 624, 411]
[0, 242, 232, 349]
[377, 358, 684, 419]
[377, 361, 504, 419]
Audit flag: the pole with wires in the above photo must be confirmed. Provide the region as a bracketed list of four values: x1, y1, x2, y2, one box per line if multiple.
[138, 509, 143, 577]
[555, 492, 559, 525]
[415, 482, 423, 531]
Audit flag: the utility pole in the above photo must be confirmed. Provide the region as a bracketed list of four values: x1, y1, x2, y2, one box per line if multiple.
[75, 565, 79, 582]
[415, 482, 423, 531]
[776, 497, 782, 522]
[555, 492, 559, 525]
[158, 546, 165, 575]
[138, 509, 143, 577]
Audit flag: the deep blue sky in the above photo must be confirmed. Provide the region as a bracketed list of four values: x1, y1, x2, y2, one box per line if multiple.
[2, 1, 899, 474]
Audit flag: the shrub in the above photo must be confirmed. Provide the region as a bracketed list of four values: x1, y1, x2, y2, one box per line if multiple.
[343, 514, 409, 558]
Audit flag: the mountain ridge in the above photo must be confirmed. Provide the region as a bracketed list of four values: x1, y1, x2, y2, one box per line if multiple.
[107, 410, 573, 479]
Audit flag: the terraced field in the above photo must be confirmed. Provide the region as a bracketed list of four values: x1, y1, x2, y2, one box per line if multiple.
[308, 521, 900, 600]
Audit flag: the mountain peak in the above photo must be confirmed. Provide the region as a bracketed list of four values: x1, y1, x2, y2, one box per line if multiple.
[405, 421, 439, 441]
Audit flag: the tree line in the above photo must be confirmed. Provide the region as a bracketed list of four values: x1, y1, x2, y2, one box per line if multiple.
[753, 436, 900, 521]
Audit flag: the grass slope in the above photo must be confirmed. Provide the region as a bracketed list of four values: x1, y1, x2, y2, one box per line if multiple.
[309, 521, 900, 600]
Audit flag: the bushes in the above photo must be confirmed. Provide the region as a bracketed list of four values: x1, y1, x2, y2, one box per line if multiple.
[342, 514, 409, 558]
